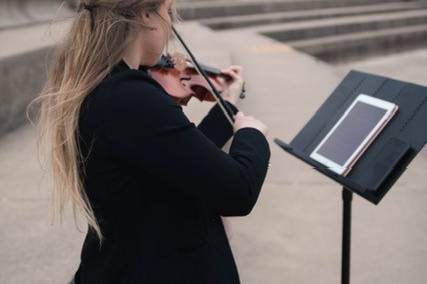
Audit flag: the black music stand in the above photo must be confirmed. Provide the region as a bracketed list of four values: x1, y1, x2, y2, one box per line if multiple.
[274, 70, 427, 284]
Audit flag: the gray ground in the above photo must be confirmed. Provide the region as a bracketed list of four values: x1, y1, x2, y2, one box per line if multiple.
[338, 47, 427, 86]
[1, 22, 427, 284]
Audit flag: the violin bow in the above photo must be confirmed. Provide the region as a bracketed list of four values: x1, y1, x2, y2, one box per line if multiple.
[171, 25, 236, 125]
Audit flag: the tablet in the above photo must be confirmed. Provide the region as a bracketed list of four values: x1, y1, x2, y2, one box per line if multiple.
[309, 94, 398, 176]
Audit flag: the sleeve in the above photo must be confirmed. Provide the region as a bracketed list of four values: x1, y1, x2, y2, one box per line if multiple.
[197, 101, 239, 148]
[103, 77, 270, 217]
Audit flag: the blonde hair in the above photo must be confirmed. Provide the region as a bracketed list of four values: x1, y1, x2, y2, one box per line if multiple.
[27, 0, 178, 244]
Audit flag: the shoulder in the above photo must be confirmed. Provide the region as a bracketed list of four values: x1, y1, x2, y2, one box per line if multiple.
[97, 69, 176, 105]
[90, 69, 183, 121]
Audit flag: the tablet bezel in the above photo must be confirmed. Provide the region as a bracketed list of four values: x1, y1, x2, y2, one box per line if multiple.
[309, 94, 398, 176]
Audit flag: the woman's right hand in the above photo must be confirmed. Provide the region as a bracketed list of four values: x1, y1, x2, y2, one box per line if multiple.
[233, 111, 268, 136]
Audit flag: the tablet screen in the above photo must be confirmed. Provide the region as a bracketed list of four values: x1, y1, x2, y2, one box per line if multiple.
[317, 101, 387, 166]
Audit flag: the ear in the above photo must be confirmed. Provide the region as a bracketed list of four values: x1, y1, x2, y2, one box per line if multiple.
[140, 10, 152, 25]
[139, 10, 157, 31]
[140, 11, 148, 21]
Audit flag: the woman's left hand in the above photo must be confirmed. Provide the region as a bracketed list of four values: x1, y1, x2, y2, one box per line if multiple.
[219, 65, 245, 105]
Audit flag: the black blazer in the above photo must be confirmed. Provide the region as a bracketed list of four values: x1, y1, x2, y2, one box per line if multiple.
[73, 60, 270, 284]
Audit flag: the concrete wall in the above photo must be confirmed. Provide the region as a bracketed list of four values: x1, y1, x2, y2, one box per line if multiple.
[0, 47, 52, 135]
[0, 0, 70, 138]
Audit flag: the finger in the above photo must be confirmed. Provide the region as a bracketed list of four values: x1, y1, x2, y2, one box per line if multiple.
[221, 66, 241, 76]
[221, 69, 239, 81]
[222, 66, 240, 74]
[220, 68, 236, 75]
[227, 67, 244, 80]
[228, 65, 243, 71]
[229, 66, 243, 74]
[222, 69, 243, 82]
[216, 76, 226, 85]
[234, 111, 244, 117]
[227, 66, 243, 75]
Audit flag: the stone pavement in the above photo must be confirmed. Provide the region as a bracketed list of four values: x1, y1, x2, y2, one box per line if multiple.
[218, 27, 427, 283]
[1, 21, 427, 284]
[339, 48, 427, 87]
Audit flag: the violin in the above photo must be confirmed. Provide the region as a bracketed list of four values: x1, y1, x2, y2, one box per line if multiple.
[149, 52, 244, 107]
[147, 26, 245, 125]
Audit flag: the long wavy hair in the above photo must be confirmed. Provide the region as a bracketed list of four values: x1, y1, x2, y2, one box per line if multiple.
[26, 0, 178, 244]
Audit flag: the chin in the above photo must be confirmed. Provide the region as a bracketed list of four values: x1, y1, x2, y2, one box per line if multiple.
[146, 55, 162, 67]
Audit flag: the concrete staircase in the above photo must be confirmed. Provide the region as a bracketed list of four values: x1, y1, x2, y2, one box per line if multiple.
[177, 0, 427, 63]
[178, 0, 415, 20]
[0, 0, 72, 30]
[201, 2, 427, 30]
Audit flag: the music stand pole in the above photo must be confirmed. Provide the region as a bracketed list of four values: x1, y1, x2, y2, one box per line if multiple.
[342, 188, 353, 284]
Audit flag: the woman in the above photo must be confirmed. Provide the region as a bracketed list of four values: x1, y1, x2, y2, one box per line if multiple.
[30, 0, 270, 283]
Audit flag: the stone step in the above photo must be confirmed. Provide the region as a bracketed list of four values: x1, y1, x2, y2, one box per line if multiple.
[0, 0, 71, 31]
[177, 0, 406, 20]
[202, 1, 427, 30]
[289, 24, 427, 63]
[0, 20, 70, 137]
[0, 20, 233, 139]
[231, 9, 427, 41]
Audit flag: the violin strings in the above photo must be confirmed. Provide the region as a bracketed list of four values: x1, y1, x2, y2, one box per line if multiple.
[171, 25, 235, 125]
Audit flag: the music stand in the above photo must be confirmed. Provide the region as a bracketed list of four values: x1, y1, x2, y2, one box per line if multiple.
[274, 70, 427, 284]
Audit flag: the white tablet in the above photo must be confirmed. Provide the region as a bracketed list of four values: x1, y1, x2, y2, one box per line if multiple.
[310, 94, 398, 176]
